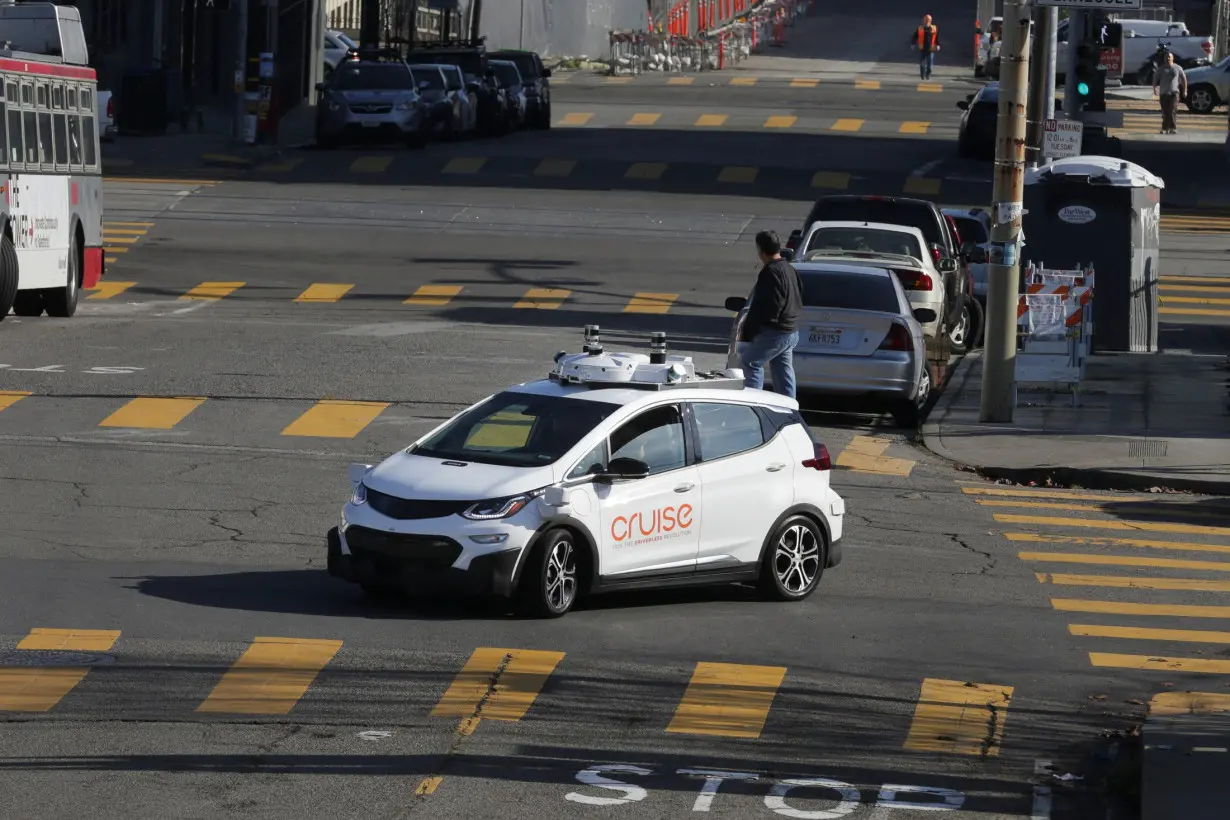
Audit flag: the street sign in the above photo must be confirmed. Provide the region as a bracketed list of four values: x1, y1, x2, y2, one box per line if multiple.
[1035, 0, 1142, 9]
[1043, 119, 1084, 159]
[1099, 45, 1123, 78]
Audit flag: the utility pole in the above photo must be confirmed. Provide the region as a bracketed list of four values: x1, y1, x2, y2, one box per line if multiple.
[979, 0, 1032, 423]
[234, 0, 248, 141]
[360, 0, 381, 49]
[1025, 4, 1057, 167]
[469, 0, 483, 41]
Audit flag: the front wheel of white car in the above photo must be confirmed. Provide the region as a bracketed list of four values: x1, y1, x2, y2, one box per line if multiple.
[521, 529, 581, 618]
[758, 515, 825, 602]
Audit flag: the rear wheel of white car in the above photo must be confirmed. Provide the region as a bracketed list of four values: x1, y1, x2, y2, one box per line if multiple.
[1187, 84, 1219, 114]
[948, 301, 971, 353]
[892, 365, 931, 428]
[521, 528, 581, 618]
[758, 515, 825, 602]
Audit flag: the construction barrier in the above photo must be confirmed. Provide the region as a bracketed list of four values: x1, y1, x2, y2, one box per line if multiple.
[1014, 263, 1096, 406]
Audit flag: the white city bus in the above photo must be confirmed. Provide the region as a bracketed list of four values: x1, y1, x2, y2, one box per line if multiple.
[0, 1, 105, 321]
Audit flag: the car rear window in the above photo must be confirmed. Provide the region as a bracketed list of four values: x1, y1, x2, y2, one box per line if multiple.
[806, 200, 941, 247]
[333, 63, 413, 90]
[800, 271, 900, 313]
[805, 227, 923, 259]
[495, 53, 540, 78]
[952, 216, 988, 245]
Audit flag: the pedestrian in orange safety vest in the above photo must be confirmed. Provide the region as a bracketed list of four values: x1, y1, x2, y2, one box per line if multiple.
[911, 15, 940, 80]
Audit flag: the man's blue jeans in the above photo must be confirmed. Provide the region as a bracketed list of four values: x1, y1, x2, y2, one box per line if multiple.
[919, 51, 934, 79]
[740, 329, 799, 398]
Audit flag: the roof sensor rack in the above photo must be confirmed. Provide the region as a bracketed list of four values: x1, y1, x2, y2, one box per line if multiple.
[549, 325, 745, 391]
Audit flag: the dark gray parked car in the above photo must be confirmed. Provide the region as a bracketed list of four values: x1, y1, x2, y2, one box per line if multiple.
[315, 60, 430, 149]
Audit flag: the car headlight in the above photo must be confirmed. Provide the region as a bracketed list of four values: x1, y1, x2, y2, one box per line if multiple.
[461, 489, 545, 521]
[327, 100, 340, 112]
[397, 100, 416, 111]
[351, 482, 367, 505]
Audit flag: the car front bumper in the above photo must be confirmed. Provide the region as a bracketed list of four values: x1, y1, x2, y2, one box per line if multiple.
[319, 110, 425, 140]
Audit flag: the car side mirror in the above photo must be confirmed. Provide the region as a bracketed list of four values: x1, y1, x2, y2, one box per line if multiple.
[913, 308, 937, 324]
[543, 67, 552, 77]
[968, 247, 988, 264]
[725, 296, 748, 312]
[938, 258, 958, 273]
[956, 100, 969, 110]
[596, 457, 650, 483]
[779, 248, 794, 262]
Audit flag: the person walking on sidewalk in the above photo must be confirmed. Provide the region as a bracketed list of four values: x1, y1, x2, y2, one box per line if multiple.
[912, 15, 940, 80]
[739, 230, 802, 398]
[1153, 50, 1187, 134]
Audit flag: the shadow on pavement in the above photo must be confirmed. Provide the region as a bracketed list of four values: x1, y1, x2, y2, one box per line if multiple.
[1098, 496, 1230, 526]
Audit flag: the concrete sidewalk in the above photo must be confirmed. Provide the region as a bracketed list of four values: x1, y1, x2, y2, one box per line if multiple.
[920, 350, 1230, 494]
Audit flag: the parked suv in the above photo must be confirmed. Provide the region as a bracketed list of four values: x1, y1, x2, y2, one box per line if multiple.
[490, 49, 552, 129]
[314, 58, 430, 148]
[405, 41, 505, 135]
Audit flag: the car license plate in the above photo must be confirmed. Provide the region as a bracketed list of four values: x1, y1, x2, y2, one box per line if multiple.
[362, 121, 380, 127]
[808, 326, 842, 346]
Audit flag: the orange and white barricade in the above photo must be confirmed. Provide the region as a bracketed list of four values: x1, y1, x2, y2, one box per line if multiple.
[1015, 271, 1095, 405]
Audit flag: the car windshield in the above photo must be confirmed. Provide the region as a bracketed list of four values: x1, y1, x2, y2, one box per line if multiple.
[410, 68, 445, 90]
[333, 63, 413, 90]
[804, 227, 923, 259]
[492, 63, 521, 86]
[496, 53, 539, 78]
[408, 51, 483, 77]
[409, 391, 617, 467]
[800, 271, 900, 313]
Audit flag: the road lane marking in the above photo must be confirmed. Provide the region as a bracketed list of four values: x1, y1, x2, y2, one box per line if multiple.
[294, 284, 354, 303]
[1161, 285, 1230, 294]
[405, 284, 463, 306]
[1020, 551, 1230, 572]
[900, 121, 930, 134]
[666, 662, 787, 739]
[105, 257, 117, 264]
[1053, 599, 1230, 618]
[962, 486, 1118, 501]
[0, 628, 121, 712]
[560, 112, 593, 126]
[627, 112, 661, 126]
[995, 513, 1230, 537]
[980, 499, 1230, 520]
[625, 162, 668, 180]
[349, 156, 393, 174]
[1036, 573, 1230, 592]
[917, 82, 943, 92]
[831, 118, 864, 132]
[764, 115, 797, 128]
[1071, 624, 1230, 643]
[695, 114, 728, 127]
[101, 228, 146, 237]
[430, 647, 565, 723]
[415, 776, 444, 795]
[281, 400, 391, 438]
[103, 236, 140, 244]
[99, 397, 206, 430]
[904, 678, 1013, 756]
[86, 281, 136, 300]
[855, 79, 880, 90]
[0, 390, 31, 412]
[103, 177, 220, 185]
[180, 282, 245, 301]
[197, 637, 343, 714]
[1160, 307, 1230, 317]
[718, 166, 758, 184]
[1008, 532, 1230, 555]
[1090, 653, 1230, 674]
[258, 158, 304, 173]
[104, 247, 127, 254]
[1150, 692, 1230, 715]
[811, 171, 850, 190]
[624, 293, 678, 314]
[604, 76, 632, 84]
[1160, 275, 1230, 285]
[835, 436, 914, 476]
[514, 288, 570, 309]
[104, 221, 155, 227]
[442, 157, 486, 174]
[534, 158, 576, 177]
[1163, 295, 1230, 306]
[904, 177, 942, 195]
[730, 76, 757, 86]
[668, 77, 695, 85]
[790, 78, 819, 87]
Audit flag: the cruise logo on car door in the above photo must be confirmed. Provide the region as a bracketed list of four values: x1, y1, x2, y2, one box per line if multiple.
[611, 504, 694, 547]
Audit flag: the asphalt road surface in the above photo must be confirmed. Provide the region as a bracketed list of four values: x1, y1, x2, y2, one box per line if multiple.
[5, 3, 1230, 819]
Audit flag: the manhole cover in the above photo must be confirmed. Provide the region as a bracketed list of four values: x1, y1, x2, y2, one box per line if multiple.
[0, 651, 116, 667]
[1128, 439, 1168, 459]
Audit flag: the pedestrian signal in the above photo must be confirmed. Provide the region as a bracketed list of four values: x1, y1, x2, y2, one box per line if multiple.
[1073, 42, 1105, 112]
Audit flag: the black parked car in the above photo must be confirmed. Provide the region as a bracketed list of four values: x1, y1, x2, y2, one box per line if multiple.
[490, 49, 552, 129]
[405, 41, 505, 136]
[956, 83, 998, 159]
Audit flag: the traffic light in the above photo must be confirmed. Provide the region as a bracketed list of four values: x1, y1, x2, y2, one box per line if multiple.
[1073, 41, 1106, 112]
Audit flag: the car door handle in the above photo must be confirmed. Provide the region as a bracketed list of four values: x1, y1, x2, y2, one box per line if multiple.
[674, 483, 694, 493]
[766, 463, 787, 472]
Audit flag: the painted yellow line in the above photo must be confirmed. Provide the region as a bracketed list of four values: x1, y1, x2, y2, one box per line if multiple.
[917, 82, 943, 92]
[995, 513, 1230, 538]
[604, 76, 632, 84]
[811, 171, 850, 190]
[514, 287, 570, 309]
[1150, 691, 1230, 715]
[258, 157, 304, 173]
[559, 112, 593, 126]
[350, 156, 393, 174]
[730, 76, 758, 86]
[836, 436, 914, 476]
[696, 114, 728, 127]
[180, 281, 245, 301]
[102, 228, 147, 236]
[415, 776, 444, 795]
[962, 485, 1115, 501]
[104, 221, 155, 228]
[903, 678, 1013, 756]
[1090, 653, 1230, 674]
[1008, 532, 1230, 555]
[430, 647, 565, 722]
[1161, 275, 1230, 285]
[405, 284, 463, 306]
[666, 661, 786, 739]
[0, 628, 121, 711]
[0, 390, 31, 412]
[855, 79, 880, 90]
[197, 637, 343, 714]
[1163, 296, 1230, 306]
[533, 158, 576, 177]
[668, 76, 695, 86]
[900, 121, 930, 134]
[1053, 598, 1230, 618]
[1020, 551, 1230, 572]
[294, 284, 354, 303]
[979, 499, 1230, 519]
[718, 166, 758, 184]
[1160, 285, 1230, 294]
[99, 397, 205, 430]
[1036, 572, 1230, 592]
[104, 247, 127, 254]
[764, 115, 797, 129]
[627, 112, 661, 126]
[86, 281, 136, 300]
[624, 292, 677, 314]
[100, 236, 140, 244]
[442, 157, 486, 174]
[281, 400, 390, 438]
[1072, 624, 1230, 643]
[625, 162, 667, 180]
[790, 78, 820, 88]
[104, 257, 117, 264]
[1160, 307, 1230, 317]
[904, 177, 942, 195]
[831, 118, 864, 132]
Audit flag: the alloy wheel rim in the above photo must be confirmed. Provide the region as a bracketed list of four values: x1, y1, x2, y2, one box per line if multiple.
[949, 305, 969, 347]
[545, 540, 577, 611]
[773, 524, 820, 594]
[917, 368, 932, 407]
[1192, 90, 1212, 111]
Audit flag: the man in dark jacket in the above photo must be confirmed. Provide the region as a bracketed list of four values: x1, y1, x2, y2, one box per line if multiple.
[739, 230, 803, 398]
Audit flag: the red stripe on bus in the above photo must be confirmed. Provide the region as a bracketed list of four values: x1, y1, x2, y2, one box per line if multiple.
[0, 58, 96, 81]
[83, 247, 103, 289]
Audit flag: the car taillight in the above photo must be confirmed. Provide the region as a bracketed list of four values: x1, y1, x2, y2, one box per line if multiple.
[106, 97, 113, 117]
[879, 322, 912, 351]
[802, 442, 832, 471]
[894, 269, 933, 291]
[930, 246, 941, 263]
[1202, 39, 1213, 54]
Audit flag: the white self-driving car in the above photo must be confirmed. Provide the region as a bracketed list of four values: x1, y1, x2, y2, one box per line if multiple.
[327, 326, 846, 618]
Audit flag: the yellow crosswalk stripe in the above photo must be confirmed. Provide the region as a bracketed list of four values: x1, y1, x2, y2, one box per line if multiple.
[831, 118, 864, 131]
[903, 678, 1013, 756]
[294, 284, 353, 303]
[730, 76, 757, 86]
[790, 78, 819, 88]
[405, 284, 463, 306]
[181, 282, 245, 301]
[855, 79, 880, 90]
[604, 76, 632, 84]
[1036, 572, 1230, 592]
[86, 281, 136, 300]
[101, 235, 140, 244]
[995, 513, 1230, 537]
[103, 246, 127, 254]
[628, 112, 661, 126]
[560, 112, 593, 126]
[1072, 624, 1230, 643]
[104, 257, 117, 264]
[904, 177, 941, 195]
[99, 397, 205, 430]
[668, 76, 695, 86]
[1052, 598, 1230, 618]
[978, 498, 1230, 519]
[666, 662, 786, 738]
[961, 485, 1112, 500]
[696, 114, 728, 127]
[104, 221, 154, 228]
[514, 287, 570, 309]
[1020, 551, 1230, 572]
[101, 228, 147, 236]
[624, 292, 677, 314]
[0, 390, 31, 412]
[811, 171, 850, 190]
[718, 166, 758, 184]
[258, 157, 304, 173]
[281, 399, 389, 438]
[835, 436, 914, 476]
[1160, 275, 1230, 284]
[197, 637, 343, 714]
[1090, 653, 1230, 674]
[900, 121, 930, 134]
[625, 162, 668, 180]
[1161, 307, 1230, 317]
[442, 157, 486, 174]
[534, 158, 576, 177]
[1162, 295, 1230, 306]
[1159, 285, 1230, 293]
[350, 156, 393, 173]
[0, 628, 121, 711]
[431, 647, 565, 727]
[764, 115, 797, 128]
[1150, 692, 1230, 715]
[917, 82, 943, 92]
[1008, 531, 1230, 556]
